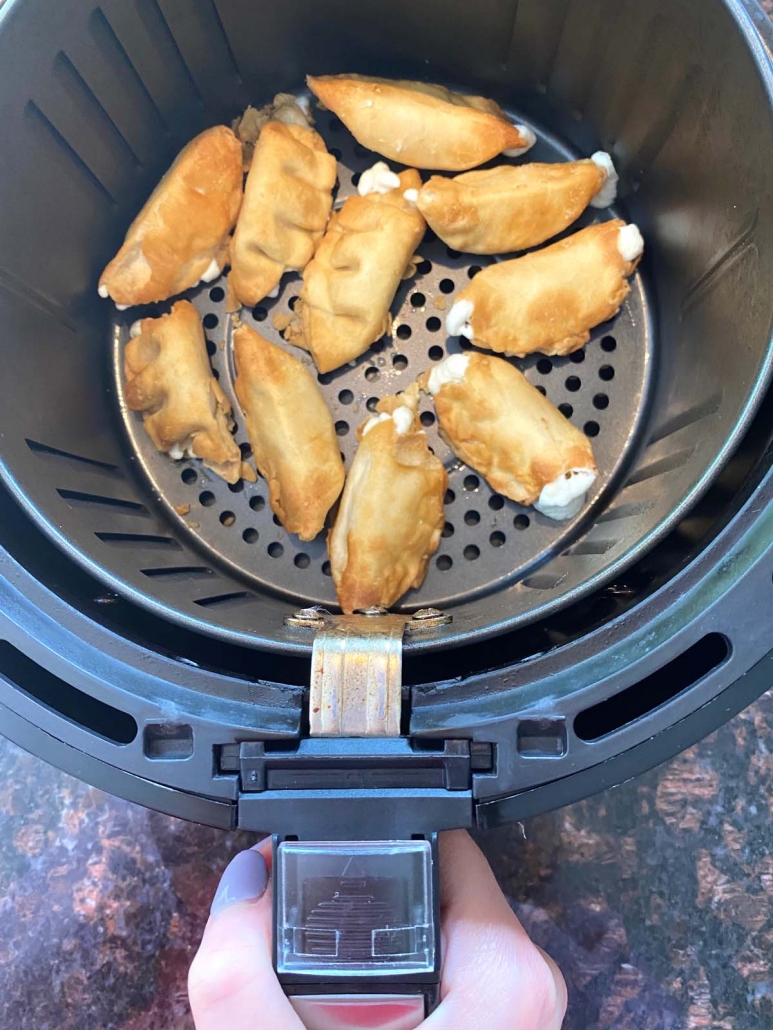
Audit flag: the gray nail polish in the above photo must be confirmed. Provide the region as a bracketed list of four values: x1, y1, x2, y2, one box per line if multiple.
[210, 848, 269, 916]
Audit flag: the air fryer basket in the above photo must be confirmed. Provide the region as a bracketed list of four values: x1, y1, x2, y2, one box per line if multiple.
[0, 0, 771, 656]
[1, 0, 773, 832]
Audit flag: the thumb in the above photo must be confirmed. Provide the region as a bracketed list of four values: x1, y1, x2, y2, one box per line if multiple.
[188, 840, 303, 1030]
[425, 830, 567, 1030]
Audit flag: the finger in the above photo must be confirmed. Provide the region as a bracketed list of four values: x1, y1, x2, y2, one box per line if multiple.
[188, 839, 303, 1030]
[424, 830, 567, 1030]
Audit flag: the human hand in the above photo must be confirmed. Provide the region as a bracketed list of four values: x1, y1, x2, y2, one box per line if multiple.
[189, 830, 567, 1029]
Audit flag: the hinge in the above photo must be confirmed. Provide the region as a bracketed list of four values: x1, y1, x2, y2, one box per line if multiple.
[217, 607, 495, 836]
[284, 606, 452, 737]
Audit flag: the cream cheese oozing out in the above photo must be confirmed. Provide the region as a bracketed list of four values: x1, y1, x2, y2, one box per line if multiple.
[534, 468, 597, 521]
[618, 224, 645, 263]
[503, 124, 537, 158]
[358, 162, 401, 197]
[199, 258, 222, 284]
[445, 299, 474, 340]
[589, 152, 618, 209]
[98, 284, 109, 299]
[361, 405, 415, 437]
[427, 353, 470, 396]
[391, 405, 414, 435]
[168, 439, 196, 460]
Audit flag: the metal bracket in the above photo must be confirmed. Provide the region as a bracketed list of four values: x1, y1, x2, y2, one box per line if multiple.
[284, 607, 453, 738]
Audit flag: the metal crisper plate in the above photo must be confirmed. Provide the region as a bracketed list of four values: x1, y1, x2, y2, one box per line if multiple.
[113, 98, 652, 612]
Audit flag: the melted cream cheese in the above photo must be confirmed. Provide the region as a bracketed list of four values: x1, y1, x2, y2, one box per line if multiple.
[618, 224, 644, 263]
[129, 320, 144, 339]
[427, 353, 470, 395]
[446, 299, 474, 339]
[168, 439, 196, 460]
[199, 258, 221, 284]
[362, 405, 414, 437]
[391, 405, 414, 436]
[403, 188, 419, 206]
[503, 124, 537, 158]
[534, 468, 596, 521]
[358, 161, 401, 197]
[589, 152, 618, 209]
[98, 284, 109, 299]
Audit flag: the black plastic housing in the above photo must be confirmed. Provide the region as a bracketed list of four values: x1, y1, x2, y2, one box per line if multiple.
[0, 0, 773, 838]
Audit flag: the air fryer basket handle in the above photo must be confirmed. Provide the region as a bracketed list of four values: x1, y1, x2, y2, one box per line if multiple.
[273, 836, 441, 1028]
[267, 612, 451, 1024]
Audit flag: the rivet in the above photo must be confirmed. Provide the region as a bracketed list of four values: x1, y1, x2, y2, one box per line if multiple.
[412, 608, 445, 621]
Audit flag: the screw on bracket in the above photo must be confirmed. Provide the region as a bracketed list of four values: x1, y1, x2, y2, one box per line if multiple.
[284, 606, 332, 628]
[285, 605, 453, 633]
[406, 608, 453, 632]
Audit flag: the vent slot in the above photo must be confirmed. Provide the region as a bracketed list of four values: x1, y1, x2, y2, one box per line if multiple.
[53, 50, 141, 168]
[517, 719, 567, 758]
[624, 448, 694, 487]
[193, 591, 254, 608]
[95, 532, 181, 548]
[25, 99, 116, 205]
[574, 633, 730, 741]
[89, 6, 171, 136]
[26, 438, 121, 474]
[143, 722, 193, 759]
[141, 565, 215, 578]
[57, 489, 149, 514]
[522, 573, 567, 591]
[0, 641, 137, 744]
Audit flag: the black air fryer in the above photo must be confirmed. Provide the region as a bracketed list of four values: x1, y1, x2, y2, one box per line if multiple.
[2, 0, 773, 1022]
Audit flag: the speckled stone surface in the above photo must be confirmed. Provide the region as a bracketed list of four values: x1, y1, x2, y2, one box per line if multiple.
[2, 687, 773, 1029]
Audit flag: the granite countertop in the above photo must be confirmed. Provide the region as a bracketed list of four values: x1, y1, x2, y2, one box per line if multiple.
[1, 686, 772, 1030]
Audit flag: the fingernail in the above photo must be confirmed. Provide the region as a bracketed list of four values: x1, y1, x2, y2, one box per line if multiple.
[210, 848, 269, 916]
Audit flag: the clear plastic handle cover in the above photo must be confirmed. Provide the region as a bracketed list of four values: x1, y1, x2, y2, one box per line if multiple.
[276, 841, 435, 976]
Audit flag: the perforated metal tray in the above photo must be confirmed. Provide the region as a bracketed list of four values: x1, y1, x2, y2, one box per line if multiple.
[113, 101, 652, 612]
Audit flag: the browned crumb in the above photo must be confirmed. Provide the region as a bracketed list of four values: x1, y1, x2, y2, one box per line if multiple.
[282, 317, 306, 348]
[175, 503, 191, 516]
[433, 295, 447, 311]
[272, 311, 295, 333]
[221, 512, 236, 527]
[187, 521, 200, 529]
